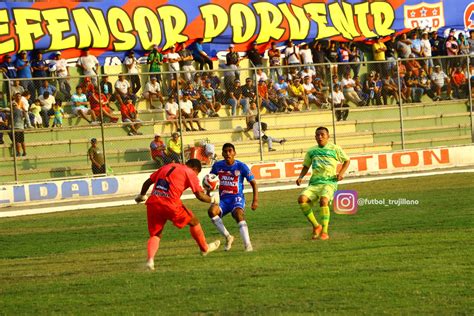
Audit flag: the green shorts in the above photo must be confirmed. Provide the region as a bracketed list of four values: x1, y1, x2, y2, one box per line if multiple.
[300, 184, 336, 203]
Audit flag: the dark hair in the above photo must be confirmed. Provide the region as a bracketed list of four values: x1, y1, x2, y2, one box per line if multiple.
[222, 143, 235, 152]
[316, 126, 329, 134]
[261, 122, 268, 131]
[186, 158, 202, 172]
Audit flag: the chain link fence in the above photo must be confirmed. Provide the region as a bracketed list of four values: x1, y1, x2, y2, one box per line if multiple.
[0, 54, 472, 184]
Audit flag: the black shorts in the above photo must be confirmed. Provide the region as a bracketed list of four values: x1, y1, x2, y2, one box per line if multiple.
[92, 164, 106, 174]
[8, 131, 24, 143]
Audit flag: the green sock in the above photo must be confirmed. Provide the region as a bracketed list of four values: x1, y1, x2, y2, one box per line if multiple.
[300, 202, 319, 227]
[320, 206, 330, 233]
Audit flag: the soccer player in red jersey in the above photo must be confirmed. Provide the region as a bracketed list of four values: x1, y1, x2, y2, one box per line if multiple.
[135, 159, 220, 270]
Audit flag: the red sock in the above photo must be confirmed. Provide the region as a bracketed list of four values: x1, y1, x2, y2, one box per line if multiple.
[189, 224, 208, 252]
[147, 236, 160, 260]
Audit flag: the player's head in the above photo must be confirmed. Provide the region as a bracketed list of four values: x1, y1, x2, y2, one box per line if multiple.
[185, 159, 202, 174]
[315, 126, 329, 147]
[222, 143, 236, 165]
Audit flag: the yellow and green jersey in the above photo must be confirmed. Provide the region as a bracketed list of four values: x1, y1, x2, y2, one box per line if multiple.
[303, 143, 349, 186]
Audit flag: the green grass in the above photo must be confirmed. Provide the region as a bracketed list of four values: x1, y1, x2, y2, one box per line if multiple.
[0, 174, 473, 314]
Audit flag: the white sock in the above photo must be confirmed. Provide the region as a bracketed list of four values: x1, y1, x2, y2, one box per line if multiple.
[238, 220, 251, 247]
[211, 215, 230, 237]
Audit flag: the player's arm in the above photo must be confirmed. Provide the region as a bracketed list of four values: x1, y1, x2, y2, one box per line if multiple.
[249, 179, 258, 210]
[296, 165, 310, 186]
[194, 190, 212, 203]
[135, 178, 154, 203]
[337, 159, 350, 181]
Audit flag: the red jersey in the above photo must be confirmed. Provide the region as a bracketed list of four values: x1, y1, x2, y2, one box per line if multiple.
[89, 92, 108, 110]
[120, 103, 137, 121]
[146, 163, 203, 204]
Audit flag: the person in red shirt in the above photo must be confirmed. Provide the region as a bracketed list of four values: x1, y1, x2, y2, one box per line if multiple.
[135, 159, 220, 270]
[120, 97, 142, 135]
[150, 133, 167, 166]
[451, 67, 467, 99]
[89, 88, 119, 123]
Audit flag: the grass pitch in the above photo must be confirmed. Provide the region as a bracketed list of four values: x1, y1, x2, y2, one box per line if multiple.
[0, 174, 473, 315]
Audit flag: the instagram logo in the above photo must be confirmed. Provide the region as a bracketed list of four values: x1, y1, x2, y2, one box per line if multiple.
[333, 190, 358, 214]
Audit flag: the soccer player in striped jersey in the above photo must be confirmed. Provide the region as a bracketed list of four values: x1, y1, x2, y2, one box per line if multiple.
[296, 127, 350, 240]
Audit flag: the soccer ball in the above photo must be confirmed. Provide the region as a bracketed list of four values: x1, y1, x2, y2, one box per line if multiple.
[202, 173, 220, 191]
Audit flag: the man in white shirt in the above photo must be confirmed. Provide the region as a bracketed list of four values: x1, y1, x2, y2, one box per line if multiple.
[38, 91, 56, 127]
[143, 76, 164, 108]
[165, 45, 181, 83]
[252, 120, 286, 152]
[340, 72, 363, 106]
[124, 51, 141, 94]
[284, 40, 301, 66]
[164, 96, 179, 131]
[179, 93, 204, 131]
[115, 74, 136, 105]
[331, 84, 349, 121]
[255, 68, 268, 83]
[420, 32, 433, 74]
[51, 52, 71, 100]
[77, 48, 99, 85]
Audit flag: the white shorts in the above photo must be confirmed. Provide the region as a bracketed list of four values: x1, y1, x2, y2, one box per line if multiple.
[73, 106, 89, 116]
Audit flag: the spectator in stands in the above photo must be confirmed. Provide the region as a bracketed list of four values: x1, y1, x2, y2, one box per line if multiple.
[299, 42, 314, 71]
[150, 133, 167, 166]
[284, 40, 301, 69]
[445, 33, 459, 73]
[31, 51, 48, 81]
[451, 67, 467, 99]
[273, 75, 294, 112]
[180, 93, 205, 131]
[349, 44, 364, 78]
[302, 75, 320, 107]
[227, 79, 247, 116]
[337, 42, 351, 76]
[52, 52, 71, 100]
[115, 74, 136, 105]
[268, 42, 282, 81]
[164, 95, 179, 132]
[206, 72, 225, 104]
[468, 30, 474, 65]
[124, 51, 141, 95]
[89, 88, 119, 123]
[405, 69, 423, 103]
[38, 91, 55, 127]
[200, 79, 221, 117]
[165, 44, 181, 82]
[384, 36, 397, 73]
[257, 78, 278, 113]
[88, 138, 105, 174]
[418, 69, 436, 101]
[147, 45, 164, 82]
[289, 77, 307, 111]
[430, 31, 445, 68]
[241, 78, 257, 113]
[183, 82, 205, 116]
[396, 33, 412, 59]
[15, 51, 35, 99]
[247, 41, 263, 67]
[38, 80, 57, 98]
[77, 48, 99, 85]
[363, 71, 382, 105]
[299, 66, 315, 80]
[29, 99, 42, 128]
[310, 41, 327, 78]
[381, 73, 400, 105]
[51, 100, 64, 128]
[245, 101, 258, 132]
[353, 75, 369, 106]
[431, 65, 452, 100]
[166, 132, 182, 163]
[372, 36, 387, 76]
[252, 120, 286, 151]
[0, 55, 17, 80]
[420, 31, 433, 74]
[71, 86, 96, 124]
[120, 97, 142, 136]
[143, 76, 164, 109]
[10, 80, 24, 97]
[19, 91, 33, 128]
[326, 40, 339, 77]
[410, 32, 423, 58]
[226, 44, 241, 80]
[80, 76, 95, 98]
[406, 54, 422, 77]
[255, 68, 268, 83]
[192, 38, 213, 71]
[267, 79, 283, 111]
[330, 84, 349, 121]
[99, 75, 114, 103]
[341, 72, 364, 106]
[9, 95, 26, 156]
[178, 42, 196, 82]
[0, 110, 8, 144]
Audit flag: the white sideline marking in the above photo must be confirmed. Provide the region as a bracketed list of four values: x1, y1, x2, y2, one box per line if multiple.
[1, 168, 473, 218]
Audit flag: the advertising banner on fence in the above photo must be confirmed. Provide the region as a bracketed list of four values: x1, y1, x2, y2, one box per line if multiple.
[0, 145, 473, 208]
[0, 0, 470, 63]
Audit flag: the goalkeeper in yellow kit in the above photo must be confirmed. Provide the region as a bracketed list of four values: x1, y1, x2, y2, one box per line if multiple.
[296, 127, 350, 240]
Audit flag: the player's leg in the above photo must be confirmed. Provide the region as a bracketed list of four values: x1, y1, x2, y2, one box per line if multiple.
[318, 185, 335, 240]
[187, 215, 220, 255]
[298, 188, 322, 239]
[232, 207, 252, 251]
[208, 201, 233, 251]
[146, 204, 166, 270]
